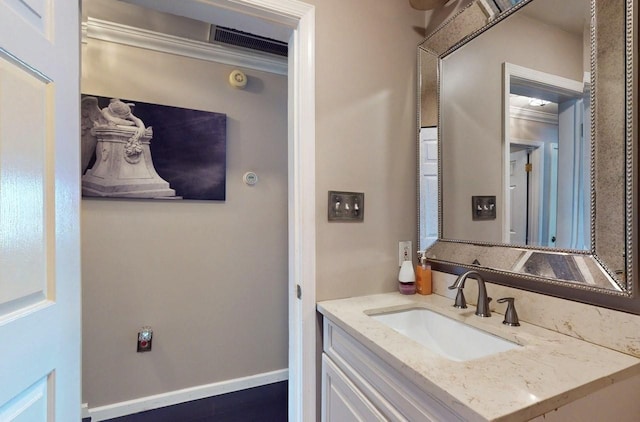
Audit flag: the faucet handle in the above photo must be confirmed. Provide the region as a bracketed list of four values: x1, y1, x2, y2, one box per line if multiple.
[497, 297, 520, 326]
[453, 288, 467, 308]
[448, 284, 467, 309]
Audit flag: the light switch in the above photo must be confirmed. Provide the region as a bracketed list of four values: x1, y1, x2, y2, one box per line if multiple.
[472, 196, 496, 220]
[328, 191, 364, 221]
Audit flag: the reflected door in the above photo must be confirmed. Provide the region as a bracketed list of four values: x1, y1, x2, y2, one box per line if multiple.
[556, 98, 587, 249]
[548, 144, 559, 247]
[420, 127, 438, 250]
[509, 149, 528, 244]
[509, 143, 544, 246]
[0, 1, 80, 420]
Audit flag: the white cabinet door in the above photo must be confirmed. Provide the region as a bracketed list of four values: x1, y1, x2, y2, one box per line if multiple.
[323, 320, 465, 422]
[322, 354, 386, 422]
[0, 1, 81, 421]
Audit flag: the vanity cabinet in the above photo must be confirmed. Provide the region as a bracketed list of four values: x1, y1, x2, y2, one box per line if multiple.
[321, 312, 640, 422]
[321, 318, 466, 422]
[319, 293, 640, 421]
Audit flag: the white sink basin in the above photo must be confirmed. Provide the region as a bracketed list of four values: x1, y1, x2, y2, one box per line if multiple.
[370, 308, 520, 362]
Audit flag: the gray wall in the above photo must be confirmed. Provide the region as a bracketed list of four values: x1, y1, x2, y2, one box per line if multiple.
[81, 17, 288, 407]
[311, 0, 425, 300]
[82, 0, 425, 409]
[440, 12, 583, 242]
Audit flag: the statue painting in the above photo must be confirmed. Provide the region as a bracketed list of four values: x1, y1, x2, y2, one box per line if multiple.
[81, 95, 227, 200]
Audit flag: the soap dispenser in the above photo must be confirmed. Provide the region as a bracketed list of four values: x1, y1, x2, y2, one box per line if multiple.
[415, 251, 432, 295]
[398, 260, 416, 295]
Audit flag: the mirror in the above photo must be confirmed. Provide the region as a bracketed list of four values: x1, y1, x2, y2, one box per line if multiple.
[418, 0, 639, 313]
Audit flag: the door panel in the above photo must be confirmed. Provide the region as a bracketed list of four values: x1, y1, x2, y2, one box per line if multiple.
[0, 52, 52, 315]
[0, 0, 81, 420]
[0, 376, 52, 421]
[509, 149, 528, 244]
[420, 127, 438, 249]
[3, 0, 50, 34]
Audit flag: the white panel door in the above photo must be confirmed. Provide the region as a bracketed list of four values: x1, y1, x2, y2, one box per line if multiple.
[509, 149, 528, 244]
[420, 127, 438, 250]
[0, 1, 81, 421]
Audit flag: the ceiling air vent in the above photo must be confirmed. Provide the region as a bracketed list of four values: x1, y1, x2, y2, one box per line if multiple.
[211, 26, 288, 57]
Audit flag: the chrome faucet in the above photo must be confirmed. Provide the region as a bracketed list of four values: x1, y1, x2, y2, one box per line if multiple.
[448, 270, 492, 317]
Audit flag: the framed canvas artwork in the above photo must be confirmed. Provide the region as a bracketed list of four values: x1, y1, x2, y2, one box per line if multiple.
[81, 95, 227, 201]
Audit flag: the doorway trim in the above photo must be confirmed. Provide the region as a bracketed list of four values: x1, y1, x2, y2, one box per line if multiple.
[502, 62, 583, 243]
[113, 1, 316, 420]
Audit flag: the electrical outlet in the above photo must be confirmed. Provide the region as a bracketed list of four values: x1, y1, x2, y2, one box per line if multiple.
[398, 241, 412, 266]
[137, 327, 153, 352]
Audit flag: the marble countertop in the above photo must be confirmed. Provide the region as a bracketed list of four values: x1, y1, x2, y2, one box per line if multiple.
[317, 292, 640, 422]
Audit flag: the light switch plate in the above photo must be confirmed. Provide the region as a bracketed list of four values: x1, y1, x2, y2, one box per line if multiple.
[472, 196, 496, 220]
[328, 191, 364, 221]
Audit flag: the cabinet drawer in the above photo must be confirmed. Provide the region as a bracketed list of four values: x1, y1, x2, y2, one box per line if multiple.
[324, 319, 464, 422]
[322, 354, 388, 421]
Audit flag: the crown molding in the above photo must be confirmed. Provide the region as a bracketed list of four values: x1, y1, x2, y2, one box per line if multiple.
[83, 17, 287, 75]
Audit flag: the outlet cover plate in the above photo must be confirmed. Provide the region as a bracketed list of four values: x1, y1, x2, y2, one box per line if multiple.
[398, 241, 412, 266]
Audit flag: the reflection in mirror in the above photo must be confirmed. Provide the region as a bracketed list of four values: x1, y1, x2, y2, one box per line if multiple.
[417, 0, 638, 312]
[505, 63, 591, 250]
[439, 0, 591, 248]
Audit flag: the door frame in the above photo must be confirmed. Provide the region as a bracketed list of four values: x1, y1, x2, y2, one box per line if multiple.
[100, 1, 316, 420]
[508, 139, 545, 245]
[502, 62, 583, 243]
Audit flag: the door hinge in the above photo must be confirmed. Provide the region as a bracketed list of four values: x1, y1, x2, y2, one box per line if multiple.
[525, 163, 532, 172]
[296, 284, 302, 299]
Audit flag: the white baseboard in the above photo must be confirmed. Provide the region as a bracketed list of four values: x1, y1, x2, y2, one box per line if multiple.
[86, 369, 288, 421]
[81, 403, 90, 419]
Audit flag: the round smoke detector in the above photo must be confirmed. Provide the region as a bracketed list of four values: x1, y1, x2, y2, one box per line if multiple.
[229, 69, 247, 89]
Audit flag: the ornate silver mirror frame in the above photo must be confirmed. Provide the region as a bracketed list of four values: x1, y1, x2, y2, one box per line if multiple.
[418, 0, 639, 313]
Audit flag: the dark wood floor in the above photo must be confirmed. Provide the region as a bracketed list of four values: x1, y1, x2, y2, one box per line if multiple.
[84, 381, 287, 422]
